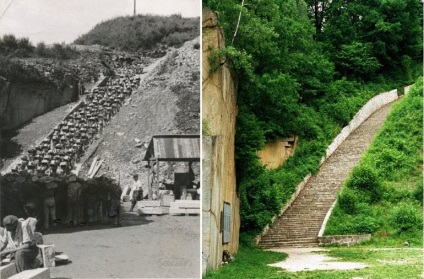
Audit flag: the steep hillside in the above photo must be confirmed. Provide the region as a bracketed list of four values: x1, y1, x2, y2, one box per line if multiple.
[78, 37, 200, 190]
[74, 14, 200, 52]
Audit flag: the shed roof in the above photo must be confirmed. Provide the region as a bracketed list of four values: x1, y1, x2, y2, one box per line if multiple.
[143, 135, 200, 161]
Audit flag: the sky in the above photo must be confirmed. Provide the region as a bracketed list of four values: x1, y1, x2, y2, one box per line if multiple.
[0, 0, 200, 44]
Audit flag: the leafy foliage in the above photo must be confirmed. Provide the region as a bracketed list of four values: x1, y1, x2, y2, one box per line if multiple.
[0, 34, 78, 59]
[204, 0, 422, 238]
[345, 165, 383, 203]
[321, 0, 423, 80]
[338, 188, 359, 214]
[389, 202, 423, 233]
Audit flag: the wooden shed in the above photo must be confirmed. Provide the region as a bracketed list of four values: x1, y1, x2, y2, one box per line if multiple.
[143, 135, 200, 200]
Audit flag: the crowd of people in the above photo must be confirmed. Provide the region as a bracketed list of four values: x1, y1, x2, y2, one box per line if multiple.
[10, 74, 142, 178]
[0, 56, 153, 274]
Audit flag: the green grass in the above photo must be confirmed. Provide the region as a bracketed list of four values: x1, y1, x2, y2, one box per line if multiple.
[324, 77, 423, 245]
[204, 247, 288, 279]
[204, 246, 423, 279]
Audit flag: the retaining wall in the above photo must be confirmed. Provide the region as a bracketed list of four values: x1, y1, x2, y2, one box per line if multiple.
[325, 89, 398, 160]
[318, 234, 371, 246]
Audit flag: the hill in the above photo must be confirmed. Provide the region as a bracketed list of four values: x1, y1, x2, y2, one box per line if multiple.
[74, 14, 200, 52]
[77, 37, 200, 190]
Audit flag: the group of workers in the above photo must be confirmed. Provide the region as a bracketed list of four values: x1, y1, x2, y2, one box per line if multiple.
[10, 74, 142, 178]
[0, 59, 151, 275]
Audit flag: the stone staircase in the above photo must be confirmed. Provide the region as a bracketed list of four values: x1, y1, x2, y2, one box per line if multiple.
[258, 102, 395, 248]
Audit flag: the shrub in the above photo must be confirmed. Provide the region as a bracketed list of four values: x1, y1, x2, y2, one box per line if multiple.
[413, 178, 423, 205]
[346, 165, 382, 203]
[338, 188, 358, 214]
[353, 215, 380, 234]
[389, 202, 422, 233]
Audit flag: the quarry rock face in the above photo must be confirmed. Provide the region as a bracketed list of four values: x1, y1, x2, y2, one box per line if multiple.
[202, 8, 240, 273]
[0, 76, 78, 130]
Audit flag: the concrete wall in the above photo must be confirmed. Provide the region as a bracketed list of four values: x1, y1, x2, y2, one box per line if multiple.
[258, 137, 298, 170]
[318, 89, 398, 235]
[202, 9, 240, 273]
[325, 89, 398, 159]
[0, 75, 78, 130]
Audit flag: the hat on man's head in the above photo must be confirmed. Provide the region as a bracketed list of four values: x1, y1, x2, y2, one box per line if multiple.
[3, 215, 18, 226]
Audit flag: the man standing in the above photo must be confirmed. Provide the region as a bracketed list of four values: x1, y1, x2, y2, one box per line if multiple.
[129, 174, 143, 212]
[43, 182, 57, 230]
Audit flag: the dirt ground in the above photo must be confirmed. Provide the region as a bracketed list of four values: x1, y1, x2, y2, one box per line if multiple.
[44, 202, 200, 278]
[267, 247, 368, 272]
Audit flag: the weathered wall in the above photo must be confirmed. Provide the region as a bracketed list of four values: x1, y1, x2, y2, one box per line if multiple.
[318, 234, 371, 246]
[258, 137, 298, 169]
[202, 9, 240, 273]
[0, 75, 78, 130]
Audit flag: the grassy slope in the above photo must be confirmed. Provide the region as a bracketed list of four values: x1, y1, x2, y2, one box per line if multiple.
[324, 76, 423, 246]
[74, 14, 199, 51]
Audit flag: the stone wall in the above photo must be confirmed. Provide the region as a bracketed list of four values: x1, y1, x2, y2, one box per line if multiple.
[258, 137, 298, 170]
[318, 234, 371, 246]
[202, 9, 240, 273]
[0, 75, 78, 130]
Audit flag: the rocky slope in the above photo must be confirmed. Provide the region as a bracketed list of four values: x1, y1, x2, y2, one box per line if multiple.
[78, 37, 200, 189]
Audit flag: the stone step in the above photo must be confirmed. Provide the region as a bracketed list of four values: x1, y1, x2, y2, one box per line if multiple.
[8, 268, 50, 279]
[261, 234, 318, 241]
[258, 102, 394, 249]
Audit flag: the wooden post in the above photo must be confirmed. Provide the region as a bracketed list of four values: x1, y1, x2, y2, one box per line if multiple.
[156, 159, 160, 197]
[134, 0, 136, 16]
[147, 160, 152, 200]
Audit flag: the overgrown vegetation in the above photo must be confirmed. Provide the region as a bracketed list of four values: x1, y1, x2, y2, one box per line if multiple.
[0, 34, 78, 60]
[204, 0, 422, 240]
[325, 78, 423, 246]
[74, 14, 199, 51]
[0, 34, 79, 83]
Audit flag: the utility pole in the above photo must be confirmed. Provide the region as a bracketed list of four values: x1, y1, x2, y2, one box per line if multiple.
[134, 0, 136, 16]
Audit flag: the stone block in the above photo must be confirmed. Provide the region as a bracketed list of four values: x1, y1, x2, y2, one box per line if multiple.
[7, 268, 50, 279]
[172, 200, 200, 209]
[0, 263, 17, 279]
[138, 200, 161, 207]
[137, 207, 162, 215]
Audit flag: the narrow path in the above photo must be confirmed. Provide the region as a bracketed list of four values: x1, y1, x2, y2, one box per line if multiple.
[268, 247, 368, 272]
[258, 102, 395, 248]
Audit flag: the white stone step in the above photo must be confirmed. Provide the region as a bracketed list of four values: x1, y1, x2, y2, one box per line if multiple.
[7, 268, 50, 279]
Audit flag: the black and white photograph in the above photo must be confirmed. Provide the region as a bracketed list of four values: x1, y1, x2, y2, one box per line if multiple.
[0, 0, 201, 278]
